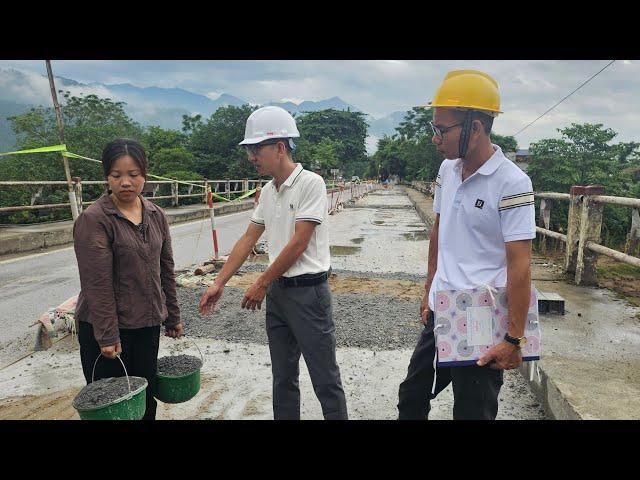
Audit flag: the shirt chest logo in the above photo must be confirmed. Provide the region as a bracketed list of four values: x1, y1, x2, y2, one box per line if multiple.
[475, 199, 485, 209]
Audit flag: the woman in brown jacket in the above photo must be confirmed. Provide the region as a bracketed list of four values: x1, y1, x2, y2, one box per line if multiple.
[73, 138, 183, 420]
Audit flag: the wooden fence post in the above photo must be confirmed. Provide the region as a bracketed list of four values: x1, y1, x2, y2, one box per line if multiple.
[172, 181, 179, 206]
[626, 208, 640, 256]
[539, 198, 551, 254]
[575, 185, 605, 286]
[72, 177, 83, 214]
[565, 185, 584, 274]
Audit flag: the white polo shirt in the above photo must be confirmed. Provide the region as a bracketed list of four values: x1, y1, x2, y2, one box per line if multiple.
[428, 145, 536, 310]
[250, 163, 331, 277]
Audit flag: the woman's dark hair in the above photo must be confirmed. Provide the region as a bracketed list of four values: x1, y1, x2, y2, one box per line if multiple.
[101, 138, 148, 178]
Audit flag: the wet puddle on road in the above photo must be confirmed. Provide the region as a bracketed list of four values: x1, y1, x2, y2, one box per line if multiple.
[401, 231, 429, 241]
[330, 246, 361, 256]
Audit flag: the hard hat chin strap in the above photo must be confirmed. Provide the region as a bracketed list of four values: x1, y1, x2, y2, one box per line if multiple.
[458, 110, 473, 159]
[288, 138, 297, 152]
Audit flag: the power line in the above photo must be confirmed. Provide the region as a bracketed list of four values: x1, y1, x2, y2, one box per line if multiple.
[512, 60, 616, 138]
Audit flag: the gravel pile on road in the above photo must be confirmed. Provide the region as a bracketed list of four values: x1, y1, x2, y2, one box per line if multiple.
[178, 285, 423, 351]
[177, 264, 548, 420]
[240, 263, 427, 283]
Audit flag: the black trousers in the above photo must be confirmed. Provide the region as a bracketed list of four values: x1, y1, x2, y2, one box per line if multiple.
[398, 311, 504, 420]
[78, 321, 161, 420]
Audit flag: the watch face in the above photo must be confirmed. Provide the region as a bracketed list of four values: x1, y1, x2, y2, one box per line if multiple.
[519, 337, 527, 347]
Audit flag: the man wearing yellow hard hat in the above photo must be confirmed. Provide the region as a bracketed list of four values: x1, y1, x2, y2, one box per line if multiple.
[397, 70, 536, 420]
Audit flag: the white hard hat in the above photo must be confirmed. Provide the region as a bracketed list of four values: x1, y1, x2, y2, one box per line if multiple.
[239, 106, 300, 145]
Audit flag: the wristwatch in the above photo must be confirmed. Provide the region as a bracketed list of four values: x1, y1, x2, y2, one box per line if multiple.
[504, 333, 527, 349]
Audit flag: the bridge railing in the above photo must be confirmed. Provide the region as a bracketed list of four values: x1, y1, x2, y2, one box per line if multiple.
[0, 178, 271, 215]
[403, 181, 639, 286]
[409, 180, 435, 196]
[536, 186, 640, 285]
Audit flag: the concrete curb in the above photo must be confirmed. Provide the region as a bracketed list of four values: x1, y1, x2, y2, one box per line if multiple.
[402, 184, 582, 420]
[401, 185, 435, 229]
[0, 201, 255, 257]
[517, 362, 582, 420]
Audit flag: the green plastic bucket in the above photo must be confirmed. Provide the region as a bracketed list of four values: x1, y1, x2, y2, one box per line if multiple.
[155, 337, 203, 404]
[73, 354, 148, 420]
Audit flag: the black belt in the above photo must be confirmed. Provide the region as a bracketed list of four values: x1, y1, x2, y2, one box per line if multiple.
[277, 269, 331, 287]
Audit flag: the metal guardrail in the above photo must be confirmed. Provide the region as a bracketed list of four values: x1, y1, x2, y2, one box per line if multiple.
[0, 179, 271, 214]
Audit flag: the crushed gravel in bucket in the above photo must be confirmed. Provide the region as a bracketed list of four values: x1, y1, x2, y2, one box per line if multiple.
[73, 376, 147, 410]
[157, 355, 203, 376]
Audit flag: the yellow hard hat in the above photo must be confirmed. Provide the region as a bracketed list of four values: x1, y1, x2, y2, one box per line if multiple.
[429, 69, 502, 116]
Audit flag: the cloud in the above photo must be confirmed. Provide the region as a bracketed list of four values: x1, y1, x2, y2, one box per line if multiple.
[206, 91, 223, 100]
[280, 98, 304, 105]
[365, 135, 379, 155]
[0, 68, 119, 106]
[1, 60, 638, 149]
[0, 69, 51, 104]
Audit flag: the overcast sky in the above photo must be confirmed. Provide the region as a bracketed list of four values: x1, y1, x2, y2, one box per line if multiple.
[1, 60, 637, 149]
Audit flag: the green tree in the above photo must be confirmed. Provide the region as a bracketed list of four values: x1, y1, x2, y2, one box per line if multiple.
[188, 104, 258, 180]
[396, 107, 432, 140]
[528, 123, 618, 193]
[528, 123, 638, 248]
[142, 125, 187, 161]
[151, 147, 196, 176]
[367, 107, 442, 182]
[311, 138, 340, 173]
[491, 132, 517, 153]
[2, 92, 144, 223]
[181, 114, 203, 134]
[296, 109, 368, 177]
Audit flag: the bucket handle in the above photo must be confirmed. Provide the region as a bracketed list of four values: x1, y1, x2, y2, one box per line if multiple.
[91, 353, 132, 396]
[170, 336, 204, 366]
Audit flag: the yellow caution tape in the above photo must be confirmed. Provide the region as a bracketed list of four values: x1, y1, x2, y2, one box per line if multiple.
[0, 144, 67, 156]
[1, 145, 259, 203]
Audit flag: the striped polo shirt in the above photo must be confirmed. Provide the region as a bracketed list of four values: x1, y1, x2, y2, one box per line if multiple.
[428, 145, 536, 310]
[250, 163, 330, 277]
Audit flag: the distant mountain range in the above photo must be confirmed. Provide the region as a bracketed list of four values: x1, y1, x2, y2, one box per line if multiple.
[0, 68, 405, 152]
[367, 111, 408, 138]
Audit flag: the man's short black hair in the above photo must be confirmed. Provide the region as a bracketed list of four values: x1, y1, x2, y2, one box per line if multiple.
[452, 109, 494, 135]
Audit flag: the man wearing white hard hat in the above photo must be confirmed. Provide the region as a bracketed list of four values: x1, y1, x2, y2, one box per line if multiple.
[199, 106, 348, 420]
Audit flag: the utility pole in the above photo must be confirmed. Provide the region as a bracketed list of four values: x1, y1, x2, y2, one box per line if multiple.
[45, 60, 79, 220]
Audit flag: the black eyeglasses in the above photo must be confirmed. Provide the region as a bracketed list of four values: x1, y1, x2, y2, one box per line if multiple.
[429, 121, 463, 138]
[244, 139, 284, 155]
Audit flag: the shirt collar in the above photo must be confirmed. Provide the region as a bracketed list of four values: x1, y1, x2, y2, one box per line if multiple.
[454, 144, 506, 176]
[101, 193, 158, 217]
[280, 163, 304, 189]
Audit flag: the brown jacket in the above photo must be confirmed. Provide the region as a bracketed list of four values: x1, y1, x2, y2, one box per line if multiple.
[73, 194, 180, 347]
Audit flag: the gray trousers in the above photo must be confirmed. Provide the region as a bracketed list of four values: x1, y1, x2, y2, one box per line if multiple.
[265, 280, 348, 420]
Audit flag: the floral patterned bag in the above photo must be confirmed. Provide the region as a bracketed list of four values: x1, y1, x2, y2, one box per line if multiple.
[433, 286, 541, 367]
